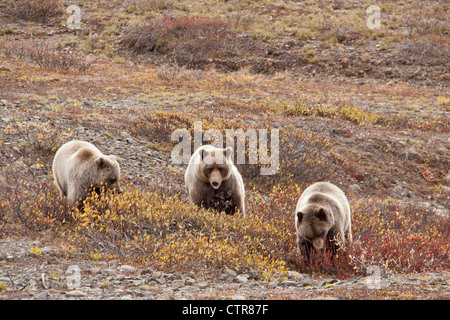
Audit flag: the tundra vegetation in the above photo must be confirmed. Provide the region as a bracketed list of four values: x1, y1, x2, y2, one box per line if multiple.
[0, 0, 448, 299]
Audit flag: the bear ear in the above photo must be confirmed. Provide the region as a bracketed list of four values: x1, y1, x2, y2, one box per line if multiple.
[109, 155, 118, 162]
[316, 208, 327, 221]
[224, 147, 233, 160]
[96, 157, 107, 169]
[296, 211, 303, 224]
[201, 149, 210, 161]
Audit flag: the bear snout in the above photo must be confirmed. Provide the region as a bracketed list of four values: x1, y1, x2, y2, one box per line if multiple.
[211, 181, 221, 189]
[312, 237, 325, 250]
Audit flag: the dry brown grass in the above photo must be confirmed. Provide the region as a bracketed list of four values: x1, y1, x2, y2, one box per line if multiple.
[6, 0, 63, 23]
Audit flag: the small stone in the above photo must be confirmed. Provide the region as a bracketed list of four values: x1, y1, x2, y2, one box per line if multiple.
[405, 148, 422, 162]
[37, 291, 49, 299]
[155, 277, 166, 285]
[137, 268, 153, 276]
[198, 282, 209, 289]
[173, 273, 183, 280]
[66, 290, 87, 297]
[268, 281, 278, 289]
[101, 268, 116, 276]
[133, 280, 144, 287]
[321, 279, 339, 286]
[120, 265, 136, 273]
[280, 280, 298, 287]
[173, 280, 185, 288]
[89, 267, 100, 275]
[108, 260, 118, 268]
[286, 271, 305, 281]
[234, 275, 249, 283]
[223, 268, 237, 277]
[349, 184, 362, 193]
[443, 173, 450, 185]
[301, 279, 319, 287]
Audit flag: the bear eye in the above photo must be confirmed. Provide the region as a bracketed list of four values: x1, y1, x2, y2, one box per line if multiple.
[219, 168, 227, 176]
[296, 212, 303, 224]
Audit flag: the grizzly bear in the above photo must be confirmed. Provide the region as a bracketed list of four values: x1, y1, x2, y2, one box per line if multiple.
[184, 145, 245, 216]
[52, 140, 122, 208]
[295, 182, 352, 261]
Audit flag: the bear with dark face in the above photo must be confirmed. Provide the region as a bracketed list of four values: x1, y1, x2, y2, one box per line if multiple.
[295, 182, 352, 261]
[52, 140, 122, 209]
[184, 145, 245, 216]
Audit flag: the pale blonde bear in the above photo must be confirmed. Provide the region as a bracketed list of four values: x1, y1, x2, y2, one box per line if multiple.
[295, 182, 352, 261]
[53, 140, 122, 208]
[185, 145, 245, 216]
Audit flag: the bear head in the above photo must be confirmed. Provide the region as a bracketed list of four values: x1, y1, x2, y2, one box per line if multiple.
[91, 155, 122, 195]
[199, 146, 233, 190]
[295, 204, 334, 251]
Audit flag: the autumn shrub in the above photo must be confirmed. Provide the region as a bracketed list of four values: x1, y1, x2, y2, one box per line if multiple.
[262, 98, 379, 126]
[121, 16, 238, 69]
[345, 199, 449, 275]
[66, 185, 290, 276]
[6, 0, 63, 23]
[63, 180, 449, 278]
[0, 39, 92, 72]
[125, 0, 174, 13]
[120, 15, 298, 73]
[0, 161, 69, 233]
[131, 110, 194, 150]
[0, 120, 72, 233]
[3, 120, 72, 162]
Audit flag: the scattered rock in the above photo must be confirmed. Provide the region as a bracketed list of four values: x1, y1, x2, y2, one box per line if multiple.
[37, 291, 49, 299]
[234, 275, 249, 283]
[321, 279, 339, 286]
[405, 148, 422, 162]
[223, 268, 237, 277]
[443, 173, 450, 186]
[173, 280, 185, 288]
[349, 184, 362, 193]
[280, 280, 298, 287]
[89, 267, 100, 275]
[66, 290, 87, 298]
[101, 268, 116, 276]
[119, 265, 136, 273]
[108, 260, 119, 268]
[301, 279, 319, 287]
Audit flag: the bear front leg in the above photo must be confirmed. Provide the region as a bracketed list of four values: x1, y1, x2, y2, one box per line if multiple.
[67, 186, 86, 209]
[299, 240, 314, 263]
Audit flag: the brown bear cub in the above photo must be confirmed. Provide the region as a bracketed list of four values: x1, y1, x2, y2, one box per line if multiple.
[184, 145, 245, 216]
[52, 140, 122, 209]
[295, 182, 352, 261]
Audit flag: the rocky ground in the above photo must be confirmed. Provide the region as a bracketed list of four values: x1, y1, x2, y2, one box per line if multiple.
[1, 239, 449, 300]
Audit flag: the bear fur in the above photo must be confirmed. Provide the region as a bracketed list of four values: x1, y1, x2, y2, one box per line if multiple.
[295, 182, 352, 261]
[52, 140, 122, 208]
[184, 145, 245, 216]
